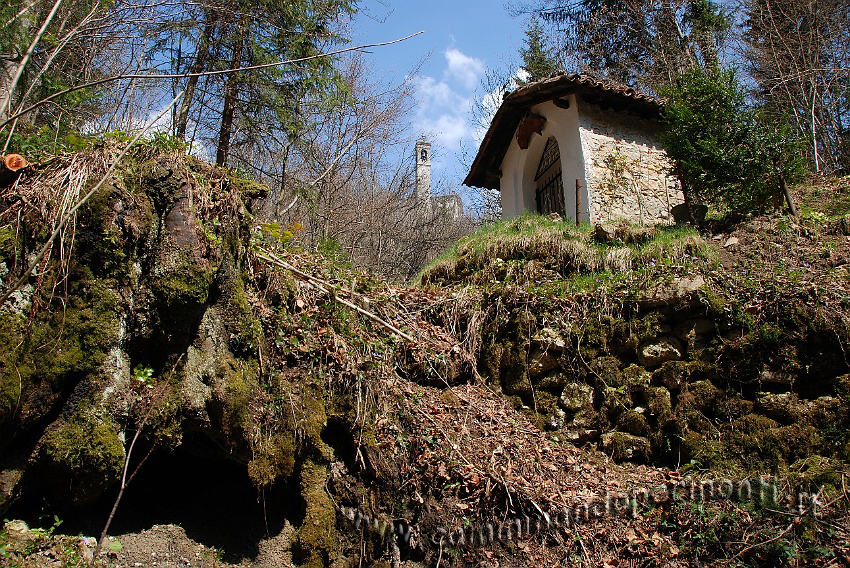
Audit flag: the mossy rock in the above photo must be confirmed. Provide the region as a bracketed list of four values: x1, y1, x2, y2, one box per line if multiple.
[587, 356, 623, 387]
[754, 392, 803, 424]
[717, 397, 754, 421]
[687, 380, 722, 415]
[720, 414, 820, 471]
[503, 369, 533, 396]
[787, 456, 845, 492]
[534, 391, 561, 416]
[602, 387, 632, 421]
[652, 360, 708, 390]
[645, 387, 673, 423]
[528, 349, 559, 377]
[680, 431, 728, 472]
[637, 337, 684, 368]
[570, 407, 600, 429]
[0, 279, 118, 432]
[141, 159, 189, 214]
[609, 312, 663, 354]
[536, 371, 570, 392]
[230, 177, 270, 200]
[481, 343, 506, 380]
[619, 364, 652, 389]
[248, 432, 296, 487]
[38, 409, 125, 505]
[600, 432, 651, 463]
[295, 461, 337, 567]
[211, 355, 259, 439]
[559, 382, 594, 413]
[152, 258, 214, 309]
[617, 410, 650, 436]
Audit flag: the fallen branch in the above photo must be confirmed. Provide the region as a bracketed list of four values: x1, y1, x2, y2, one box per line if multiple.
[255, 248, 414, 343]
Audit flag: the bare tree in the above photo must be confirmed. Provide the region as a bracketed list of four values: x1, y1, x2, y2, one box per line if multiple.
[257, 53, 473, 282]
[744, 0, 850, 172]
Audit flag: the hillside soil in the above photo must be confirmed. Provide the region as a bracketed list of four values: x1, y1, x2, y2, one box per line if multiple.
[1, 150, 849, 567]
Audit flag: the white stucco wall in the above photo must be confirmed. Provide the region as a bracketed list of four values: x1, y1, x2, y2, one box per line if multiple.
[499, 96, 683, 225]
[498, 97, 590, 222]
[577, 101, 683, 224]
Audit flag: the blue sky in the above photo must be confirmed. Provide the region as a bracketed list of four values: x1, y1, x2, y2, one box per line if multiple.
[352, 1, 529, 193]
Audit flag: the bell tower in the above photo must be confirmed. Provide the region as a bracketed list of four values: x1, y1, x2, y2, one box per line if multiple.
[415, 138, 431, 203]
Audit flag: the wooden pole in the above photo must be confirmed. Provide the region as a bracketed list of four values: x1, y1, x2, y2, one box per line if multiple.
[575, 179, 582, 226]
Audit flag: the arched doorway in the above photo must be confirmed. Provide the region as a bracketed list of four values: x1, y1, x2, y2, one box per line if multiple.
[534, 137, 565, 216]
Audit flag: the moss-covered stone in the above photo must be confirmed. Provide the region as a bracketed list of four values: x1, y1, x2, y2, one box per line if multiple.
[652, 360, 708, 389]
[212, 354, 259, 439]
[602, 387, 632, 422]
[248, 432, 296, 487]
[619, 364, 652, 389]
[559, 382, 594, 412]
[680, 431, 728, 471]
[229, 175, 270, 200]
[151, 257, 214, 309]
[617, 410, 650, 436]
[1, 279, 118, 434]
[755, 392, 803, 424]
[787, 456, 845, 492]
[503, 369, 533, 396]
[637, 336, 684, 368]
[536, 371, 570, 392]
[39, 408, 125, 504]
[645, 387, 673, 423]
[609, 312, 664, 354]
[296, 461, 337, 568]
[588, 356, 623, 387]
[688, 380, 722, 415]
[528, 348, 559, 377]
[481, 342, 506, 381]
[141, 159, 189, 214]
[601, 432, 651, 462]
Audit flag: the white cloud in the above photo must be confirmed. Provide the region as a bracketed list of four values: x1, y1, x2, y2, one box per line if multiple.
[412, 75, 466, 109]
[419, 114, 472, 151]
[407, 48, 491, 173]
[444, 48, 485, 90]
[472, 67, 530, 145]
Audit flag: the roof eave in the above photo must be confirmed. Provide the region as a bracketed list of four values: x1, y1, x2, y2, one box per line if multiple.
[463, 75, 664, 190]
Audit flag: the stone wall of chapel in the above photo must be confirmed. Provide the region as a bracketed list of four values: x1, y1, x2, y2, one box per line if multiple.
[578, 102, 683, 224]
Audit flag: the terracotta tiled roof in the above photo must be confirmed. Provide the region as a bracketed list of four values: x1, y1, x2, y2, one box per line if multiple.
[463, 73, 664, 190]
[508, 73, 662, 107]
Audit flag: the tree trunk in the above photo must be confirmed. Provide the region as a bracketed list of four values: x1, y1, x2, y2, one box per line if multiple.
[175, 10, 217, 139]
[215, 14, 246, 167]
[0, 153, 29, 187]
[779, 173, 797, 217]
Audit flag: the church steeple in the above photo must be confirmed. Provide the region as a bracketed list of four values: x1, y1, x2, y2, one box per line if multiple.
[415, 138, 431, 203]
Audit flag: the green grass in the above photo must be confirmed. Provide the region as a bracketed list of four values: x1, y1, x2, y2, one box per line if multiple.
[418, 213, 711, 290]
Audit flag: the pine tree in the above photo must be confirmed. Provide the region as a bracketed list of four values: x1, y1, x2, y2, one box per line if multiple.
[519, 19, 557, 83]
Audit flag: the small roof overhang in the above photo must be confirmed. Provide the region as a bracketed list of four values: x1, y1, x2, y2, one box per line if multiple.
[463, 74, 664, 190]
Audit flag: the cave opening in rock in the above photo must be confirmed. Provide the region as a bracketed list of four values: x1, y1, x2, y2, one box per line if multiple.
[9, 433, 303, 562]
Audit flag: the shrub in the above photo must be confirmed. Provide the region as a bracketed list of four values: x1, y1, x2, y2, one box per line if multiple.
[660, 67, 806, 213]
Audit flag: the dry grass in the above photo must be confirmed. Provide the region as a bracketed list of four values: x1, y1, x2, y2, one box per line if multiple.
[419, 214, 710, 288]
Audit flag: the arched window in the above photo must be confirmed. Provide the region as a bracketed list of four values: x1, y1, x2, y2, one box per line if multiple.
[534, 137, 564, 216]
[420, 149, 428, 162]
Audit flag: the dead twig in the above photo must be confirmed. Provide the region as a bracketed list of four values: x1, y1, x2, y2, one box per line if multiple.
[256, 248, 415, 343]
